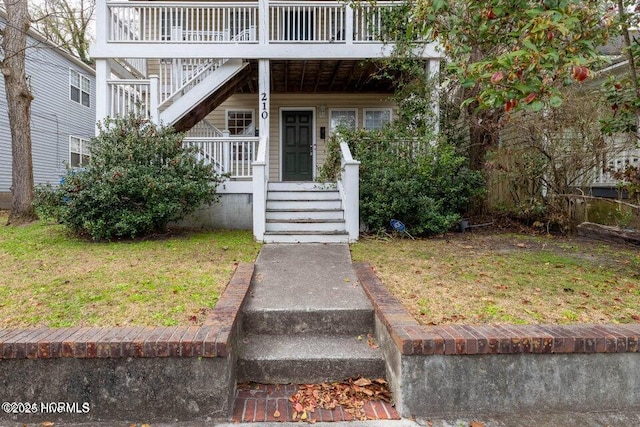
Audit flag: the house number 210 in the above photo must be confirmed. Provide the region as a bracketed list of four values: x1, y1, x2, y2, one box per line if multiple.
[260, 93, 269, 119]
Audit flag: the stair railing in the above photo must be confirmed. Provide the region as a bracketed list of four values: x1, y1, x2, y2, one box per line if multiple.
[337, 137, 360, 242]
[252, 135, 269, 241]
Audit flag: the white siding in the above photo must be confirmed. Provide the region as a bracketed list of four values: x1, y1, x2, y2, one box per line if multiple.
[0, 18, 96, 193]
[203, 93, 395, 180]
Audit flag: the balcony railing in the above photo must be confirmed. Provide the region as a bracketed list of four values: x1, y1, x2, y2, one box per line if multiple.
[592, 148, 640, 186]
[108, 2, 258, 42]
[183, 136, 259, 178]
[107, 78, 153, 119]
[269, 1, 345, 43]
[105, 0, 399, 44]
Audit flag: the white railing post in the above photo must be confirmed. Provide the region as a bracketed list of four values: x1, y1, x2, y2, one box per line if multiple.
[338, 140, 360, 242]
[222, 130, 231, 174]
[149, 74, 159, 124]
[427, 59, 440, 138]
[253, 135, 268, 241]
[345, 3, 354, 45]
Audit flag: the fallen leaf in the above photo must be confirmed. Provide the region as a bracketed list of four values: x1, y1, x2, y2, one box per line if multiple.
[300, 411, 308, 420]
[40, 423, 55, 427]
[295, 402, 303, 413]
[470, 421, 486, 427]
[354, 378, 372, 387]
[516, 243, 527, 248]
[273, 409, 280, 418]
[631, 314, 640, 321]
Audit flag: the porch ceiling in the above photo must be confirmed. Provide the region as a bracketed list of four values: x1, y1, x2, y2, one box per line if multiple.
[237, 60, 398, 94]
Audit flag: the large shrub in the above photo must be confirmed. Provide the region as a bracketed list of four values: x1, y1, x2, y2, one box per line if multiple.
[320, 128, 484, 236]
[34, 114, 225, 239]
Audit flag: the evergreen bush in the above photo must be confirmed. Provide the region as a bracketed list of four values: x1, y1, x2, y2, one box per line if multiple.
[34, 114, 225, 239]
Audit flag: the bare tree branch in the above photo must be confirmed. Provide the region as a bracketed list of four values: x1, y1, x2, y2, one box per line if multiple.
[29, 0, 94, 65]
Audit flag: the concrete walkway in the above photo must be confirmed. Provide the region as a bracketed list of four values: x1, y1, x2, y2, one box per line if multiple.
[245, 243, 370, 314]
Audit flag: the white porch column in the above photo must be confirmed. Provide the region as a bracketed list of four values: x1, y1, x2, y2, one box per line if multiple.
[94, 0, 109, 51]
[259, 0, 269, 45]
[427, 59, 440, 137]
[252, 59, 270, 241]
[94, 59, 110, 135]
[258, 59, 270, 171]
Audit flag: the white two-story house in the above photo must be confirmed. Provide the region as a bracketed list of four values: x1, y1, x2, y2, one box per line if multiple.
[0, 11, 96, 209]
[91, 0, 441, 242]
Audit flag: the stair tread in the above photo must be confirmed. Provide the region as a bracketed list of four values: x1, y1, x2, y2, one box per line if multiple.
[266, 208, 344, 212]
[266, 219, 345, 223]
[240, 334, 384, 361]
[264, 231, 349, 235]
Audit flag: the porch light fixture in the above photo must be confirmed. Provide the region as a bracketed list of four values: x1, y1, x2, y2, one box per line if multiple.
[319, 105, 326, 118]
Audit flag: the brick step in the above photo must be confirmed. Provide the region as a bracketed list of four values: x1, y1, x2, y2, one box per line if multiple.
[242, 307, 375, 335]
[237, 334, 386, 384]
[231, 383, 401, 423]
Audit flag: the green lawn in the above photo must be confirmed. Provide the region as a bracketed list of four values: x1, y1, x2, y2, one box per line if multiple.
[0, 213, 261, 328]
[351, 232, 640, 325]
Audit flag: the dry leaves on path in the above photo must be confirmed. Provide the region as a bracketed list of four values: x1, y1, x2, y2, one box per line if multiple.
[289, 377, 391, 421]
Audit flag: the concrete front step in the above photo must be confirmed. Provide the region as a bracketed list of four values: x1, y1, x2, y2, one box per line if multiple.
[268, 190, 340, 201]
[263, 231, 350, 243]
[242, 308, 375, 336]
[237, 334, 386, 384]
[266, 208, 345, 221]
[268, 181, 337, 191]
[265, 219, 346, 232]
[266, 199, 343, 210]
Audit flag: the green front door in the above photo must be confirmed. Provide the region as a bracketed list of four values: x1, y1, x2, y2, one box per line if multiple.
[282, 110, 313, 181]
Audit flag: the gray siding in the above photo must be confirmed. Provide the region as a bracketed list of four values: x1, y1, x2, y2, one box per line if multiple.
[0, 19, 95, 193]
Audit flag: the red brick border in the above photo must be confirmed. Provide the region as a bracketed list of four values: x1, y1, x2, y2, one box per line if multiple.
[0, 263, 254, 359]
[354, 262, 640, 356]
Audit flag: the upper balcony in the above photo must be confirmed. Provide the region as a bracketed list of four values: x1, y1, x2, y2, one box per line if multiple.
[92, 0, 439, 60]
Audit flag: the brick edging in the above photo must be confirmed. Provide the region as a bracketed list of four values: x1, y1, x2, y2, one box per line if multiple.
[0, 263, 255, 360]
[353, 262, 640, 356]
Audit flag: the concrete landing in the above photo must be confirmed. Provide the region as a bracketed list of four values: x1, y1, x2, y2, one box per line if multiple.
[244, 244, 372, 312]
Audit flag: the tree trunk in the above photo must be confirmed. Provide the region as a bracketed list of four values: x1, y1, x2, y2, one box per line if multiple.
[464, 101, 500, 214]
[2, 0, 36, 225]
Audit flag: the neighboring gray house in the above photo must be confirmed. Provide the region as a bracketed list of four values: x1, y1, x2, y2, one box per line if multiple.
[0, 11, 95, 209]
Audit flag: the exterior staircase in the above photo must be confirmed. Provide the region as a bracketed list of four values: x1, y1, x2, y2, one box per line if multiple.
[237, 244, 386, 384]
[159, 58, 250, 131]
[264, 182, 350, 244]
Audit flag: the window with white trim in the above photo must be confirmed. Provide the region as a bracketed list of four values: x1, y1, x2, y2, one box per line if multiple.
[69, 136, 91, 167]
[226, 110, 254, 135]
[329, 109, 357, 134]
[363, 108, 392, 130]
[70, 69, 90, 107]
